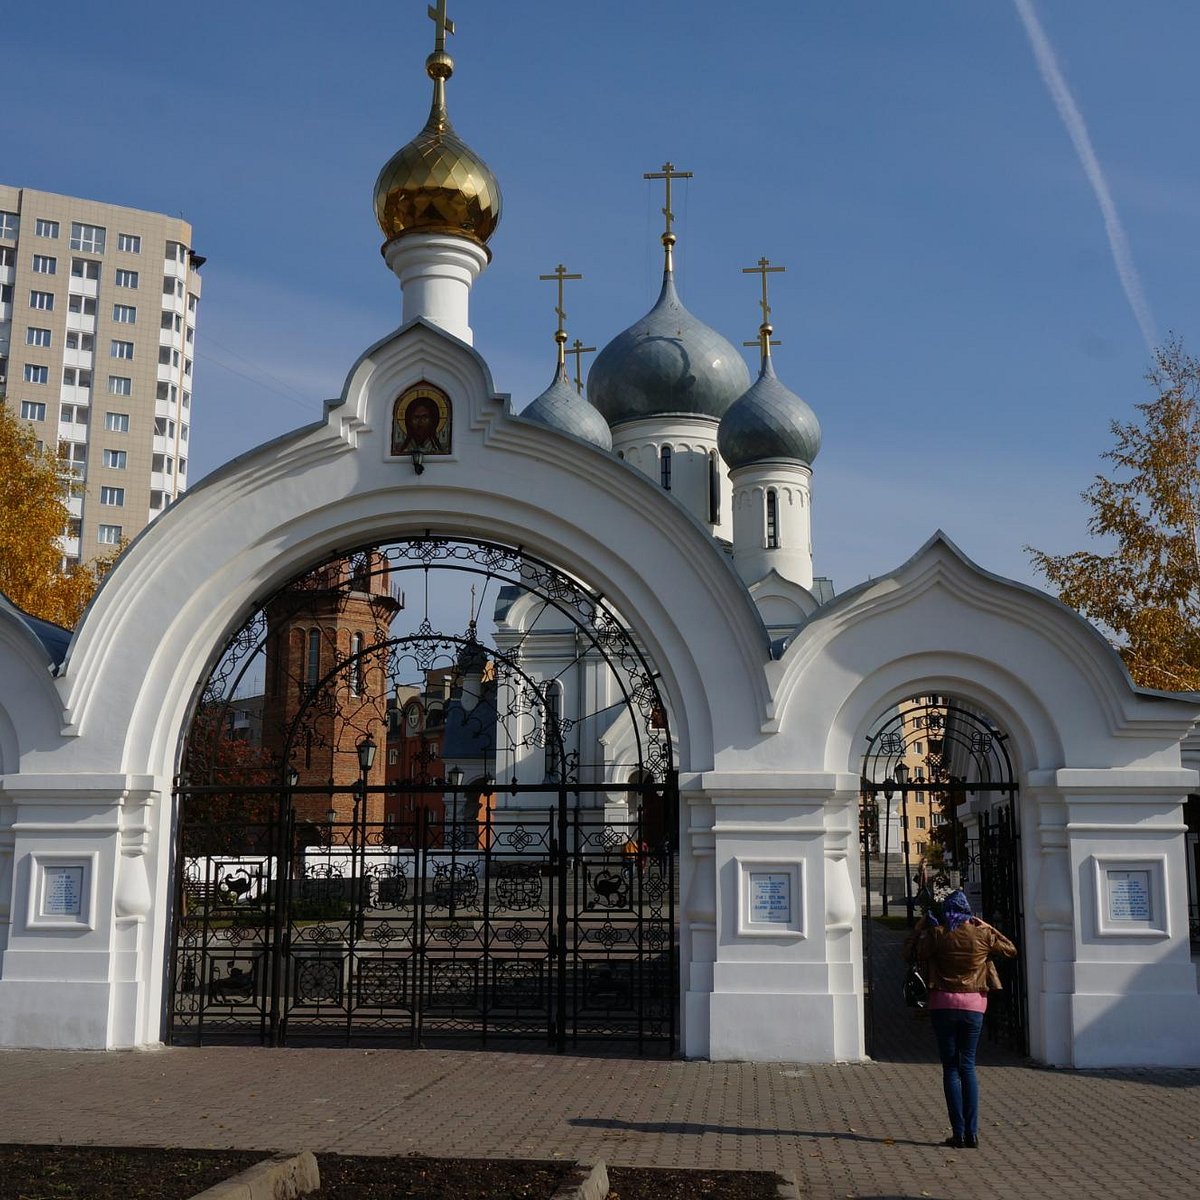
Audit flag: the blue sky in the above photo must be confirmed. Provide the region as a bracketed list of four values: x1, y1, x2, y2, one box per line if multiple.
[8, 1, 1200, 593]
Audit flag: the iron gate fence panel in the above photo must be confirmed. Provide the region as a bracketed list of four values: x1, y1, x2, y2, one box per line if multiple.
[976, 802, 1027, 1053]
[169, 781, 677, 1053]
[567, 807, 676, 1047]
[172, 816, 281, 1046]
[859, 698, 1027, 1058]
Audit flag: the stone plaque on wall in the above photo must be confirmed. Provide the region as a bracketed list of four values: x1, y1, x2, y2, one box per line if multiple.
[1093, 856, 1167, 937]
[27, 854, 95, 930]
[749, 872, 791, 924]
[736, 858, 805, 938]
[42, 865, 84, 917]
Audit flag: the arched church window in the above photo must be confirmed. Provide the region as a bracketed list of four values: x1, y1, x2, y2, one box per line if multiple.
[306, 629, 321, 692]
[708, 450, 720, 524]
[660, 445, 672, 491]
[350, 632, 364, 695]
[765, 488, 779, 549]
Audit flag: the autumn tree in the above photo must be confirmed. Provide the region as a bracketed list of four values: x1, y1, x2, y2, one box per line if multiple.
[1028, 339, 1200, 691]
[0, 401, 119, 628]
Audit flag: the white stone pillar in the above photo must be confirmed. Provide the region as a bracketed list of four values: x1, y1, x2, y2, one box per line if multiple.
[684, 772, 864, 1063]
[0, 774, 160, 1049]
[1028, 767, 1200, 1067]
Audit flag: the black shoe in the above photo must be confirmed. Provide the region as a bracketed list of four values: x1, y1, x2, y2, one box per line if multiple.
[942, 1135, 964, 1148]
[964, 1134, 979, 1149]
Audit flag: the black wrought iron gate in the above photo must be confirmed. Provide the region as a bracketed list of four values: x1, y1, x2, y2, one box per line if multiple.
[169, 779, 677, 1051]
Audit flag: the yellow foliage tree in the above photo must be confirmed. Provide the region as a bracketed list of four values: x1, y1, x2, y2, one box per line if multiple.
[1028, 339, 1200, 691]
[0, 402, 120, 629]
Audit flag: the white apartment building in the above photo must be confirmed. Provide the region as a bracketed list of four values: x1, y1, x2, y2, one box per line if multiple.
[0, 186, 202, 566]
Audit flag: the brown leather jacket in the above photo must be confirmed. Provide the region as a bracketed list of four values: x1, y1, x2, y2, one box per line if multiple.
[903, 917, 1018, 993]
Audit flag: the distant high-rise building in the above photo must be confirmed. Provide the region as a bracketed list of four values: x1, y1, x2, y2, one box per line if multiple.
[0, 185, 203, 567]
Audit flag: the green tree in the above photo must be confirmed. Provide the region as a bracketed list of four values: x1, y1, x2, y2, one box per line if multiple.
[1028, 339, 1200, 691]
[0, 401, 119, 628]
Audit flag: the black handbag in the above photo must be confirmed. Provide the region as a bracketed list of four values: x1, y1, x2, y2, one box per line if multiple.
[903, 961, 929, 1009]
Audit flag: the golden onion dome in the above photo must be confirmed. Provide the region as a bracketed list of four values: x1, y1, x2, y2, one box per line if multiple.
[374, 50, 502, 251]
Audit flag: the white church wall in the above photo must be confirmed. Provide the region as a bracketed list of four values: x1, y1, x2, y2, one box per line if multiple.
[610, 415, 732, 540]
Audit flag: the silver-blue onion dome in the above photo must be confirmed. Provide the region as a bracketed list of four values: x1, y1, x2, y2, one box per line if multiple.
[587, 273, 750, 427]
[522, 363, 614, 450]
[718, 357, 822, 469]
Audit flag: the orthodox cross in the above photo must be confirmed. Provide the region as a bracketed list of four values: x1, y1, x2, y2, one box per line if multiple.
[568, 338, 596, 394]
[643, 161, 693, 243]
[539, 263, 583, 365]
[428, 0, 455, 53]
[741, 256, 785, 358]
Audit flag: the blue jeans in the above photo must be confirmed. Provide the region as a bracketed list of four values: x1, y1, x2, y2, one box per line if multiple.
[930, 1008, 985, 1138]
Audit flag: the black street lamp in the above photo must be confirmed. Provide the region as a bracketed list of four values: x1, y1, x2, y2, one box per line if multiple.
[356, 734, 377, 775]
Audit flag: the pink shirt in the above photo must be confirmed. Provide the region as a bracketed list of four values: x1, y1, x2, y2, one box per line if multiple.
[929, 989, 987, 1013]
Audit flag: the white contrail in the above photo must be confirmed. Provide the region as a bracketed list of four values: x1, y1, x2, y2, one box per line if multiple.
[1012, 0, 1157, 352]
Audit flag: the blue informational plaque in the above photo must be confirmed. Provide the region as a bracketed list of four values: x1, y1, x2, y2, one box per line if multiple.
[749, 872, 791, 924]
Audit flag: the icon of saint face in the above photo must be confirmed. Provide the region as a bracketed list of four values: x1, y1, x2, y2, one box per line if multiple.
[399, 396, 443, 452]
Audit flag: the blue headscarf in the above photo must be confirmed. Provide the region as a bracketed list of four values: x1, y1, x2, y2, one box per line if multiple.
[939, 889, 973, 931]
[924, 888, 972, 930]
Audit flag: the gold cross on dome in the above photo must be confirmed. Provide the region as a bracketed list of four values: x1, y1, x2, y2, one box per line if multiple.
[643, 161, 693, 241]
[428, 0, 455, 53]
[539, 263, 583, 337]
[742, 256, 785, 327]
[569, 339, 596, 394]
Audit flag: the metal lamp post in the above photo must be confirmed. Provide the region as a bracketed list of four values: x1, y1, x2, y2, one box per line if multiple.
[355, 734, 374, 902]
[447, 766, 464, 848]
[880, 774, 895, 916]
[269, 765, 302, 1046]
[354, 734, 376, 927]
[894, 761, 916, 925]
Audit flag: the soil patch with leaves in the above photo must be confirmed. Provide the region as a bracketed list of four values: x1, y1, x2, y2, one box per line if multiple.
[0, 1145, 786, 1200]
[0, 1145, 267, 1200]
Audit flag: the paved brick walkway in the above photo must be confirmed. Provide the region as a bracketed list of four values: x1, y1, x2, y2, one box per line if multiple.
[1, 929, 1196, 1199]
[2, 1044, 1196, 1198]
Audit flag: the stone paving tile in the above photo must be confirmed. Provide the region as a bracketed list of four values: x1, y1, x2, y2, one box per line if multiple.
[1, 1046, 1197, 1199]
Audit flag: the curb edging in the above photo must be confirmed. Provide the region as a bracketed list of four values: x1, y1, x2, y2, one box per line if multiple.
[188, 1151, 320, 1200]
[776, 1170, 802, 1199]
[551, 1159, 609, 1200]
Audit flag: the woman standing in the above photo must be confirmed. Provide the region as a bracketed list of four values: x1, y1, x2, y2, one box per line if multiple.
[905, 890, 1018, 1149]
